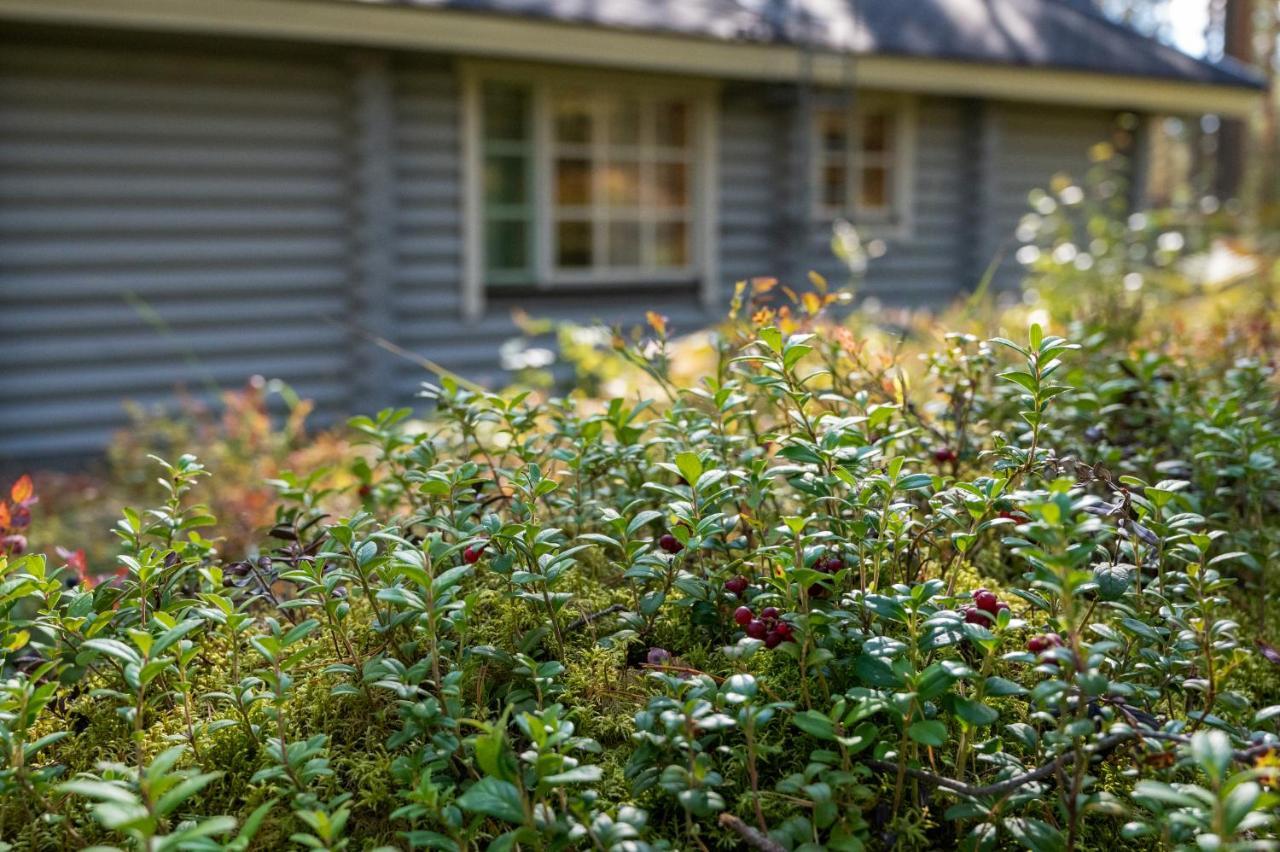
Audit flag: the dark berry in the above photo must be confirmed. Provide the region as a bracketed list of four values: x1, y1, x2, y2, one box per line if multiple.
[764, 631, 784, 649]
[463, 543, 486, 564]
[724, 575, 749, 596]
[658, 533, 684, 554]
[734, 606, 754, 626]
[973, 590, 1000, 614]
[962, 605, 987, 625]
[817, 554, 845, 573]
[761, 606, 781, 621]
[646, 647, 672, 665]
[933, 447, 958, 463]
[1027, 633, 1063, 655]
[745, 619, 768, 640]
[774, 621, 793, 640]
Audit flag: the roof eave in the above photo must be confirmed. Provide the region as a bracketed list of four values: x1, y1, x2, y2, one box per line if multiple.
[0, 0, 1265, 116]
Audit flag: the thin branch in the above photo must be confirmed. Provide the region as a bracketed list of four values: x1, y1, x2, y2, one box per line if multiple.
[718, 813, 786, 852]
[565, 603, 626, 633]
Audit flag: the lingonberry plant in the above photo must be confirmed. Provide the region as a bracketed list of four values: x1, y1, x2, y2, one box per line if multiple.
[1, 267, 1278, 851]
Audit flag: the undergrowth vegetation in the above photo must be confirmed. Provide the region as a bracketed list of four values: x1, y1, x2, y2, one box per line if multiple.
[3, 192, 1280, 849]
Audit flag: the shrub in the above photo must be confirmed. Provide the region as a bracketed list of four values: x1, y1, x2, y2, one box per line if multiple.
[2, 272, 1279, 851]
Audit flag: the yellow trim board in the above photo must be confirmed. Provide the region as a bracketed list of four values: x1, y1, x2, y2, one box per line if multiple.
[0, 0, 1263, 116]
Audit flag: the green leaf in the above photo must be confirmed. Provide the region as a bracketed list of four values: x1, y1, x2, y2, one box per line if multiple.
[953, 697, 999, 727]
[984, 676, 1027, 697]
[542, 766, 602, 785]
[674, 452, 703, 487]
[907, 720, 947, 747]
[457, 777, 524, 825]
[793, 711, 836, 741]
[1093, 564, 1134, 602]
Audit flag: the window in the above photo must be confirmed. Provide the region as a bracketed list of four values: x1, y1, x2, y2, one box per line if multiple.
[471, 71, 707, 292]
[813, 95, 914, 232]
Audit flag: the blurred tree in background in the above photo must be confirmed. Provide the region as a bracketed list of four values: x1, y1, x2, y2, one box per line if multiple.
[1096, 0, 1280, 234]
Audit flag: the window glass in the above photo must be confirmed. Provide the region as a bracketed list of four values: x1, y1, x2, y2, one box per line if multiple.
[654, 162, 688, 208]
[604, 161, 641, 206]
[556, 220, 592, 267]
[485, 156, 527, 205]
[556, 158, 593, 206]
[607, 220, 643, 266]
[483, 82, 529, 142]
[861, 166, 888, 209]
[654, 221, 688, 267]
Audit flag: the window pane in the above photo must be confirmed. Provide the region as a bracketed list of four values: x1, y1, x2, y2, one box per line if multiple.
[485, 219, 529, 272]
[654, 221, 688, 267]
[860, 166, 889, 209]
[556, 220, 592, 267]
[608, 96, 641, 146]
[483, 82, 530, 142]
[820, 112, 847, 154]
[604, 161, 641, 206]
[822, 164, 847, 209]
[485, 155, 527, 205]
[862, 112, 890, 153]
[654, 100, 689, 147]
[654, 162, 688, 208]
[607, 220, 642, 266]
[554, 94, 593, 144]
[556, 158, 593, 205]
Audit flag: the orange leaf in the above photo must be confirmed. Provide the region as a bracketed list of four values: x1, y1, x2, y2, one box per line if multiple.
[9, 474, 33, 505]
[0, 503, 9, 530]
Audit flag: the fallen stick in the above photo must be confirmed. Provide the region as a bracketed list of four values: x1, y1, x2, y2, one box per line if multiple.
[718, 813, 786, 852]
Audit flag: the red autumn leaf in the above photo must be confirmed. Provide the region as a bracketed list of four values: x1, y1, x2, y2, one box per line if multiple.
[9, 474, 33, 505]
[0, 502, 9, 530]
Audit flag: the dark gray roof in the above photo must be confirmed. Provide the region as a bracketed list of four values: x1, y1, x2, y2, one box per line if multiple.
[385, 0, 1264, 88]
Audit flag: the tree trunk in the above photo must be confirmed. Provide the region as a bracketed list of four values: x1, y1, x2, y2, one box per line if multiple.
[1215, 0, 1253, 201]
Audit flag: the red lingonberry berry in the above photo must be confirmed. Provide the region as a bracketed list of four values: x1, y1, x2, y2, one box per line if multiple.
[933, 447, 957, 463]
[761, 606, 781, 621]
[658, 533, 684, 554]
[1027, 635, 1050, 654]
[745, 619, 768, 640]
[962, 605, 987, 625]
[764, 631, 784, 649]
[774, 622, 793, 640]
[734, 606, 754, 626]
[724, 575, 749, 596]
[463, 543, 486, 564]
[973, 590, 1000, 614]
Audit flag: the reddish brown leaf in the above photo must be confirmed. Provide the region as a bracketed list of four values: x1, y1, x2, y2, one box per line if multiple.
[0, 503, 9, 530]
[9, 474, 32, 505]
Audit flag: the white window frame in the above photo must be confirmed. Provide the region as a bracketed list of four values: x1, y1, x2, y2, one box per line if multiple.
[460, 61, 719, 319]
[811, 92, 917, 239]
